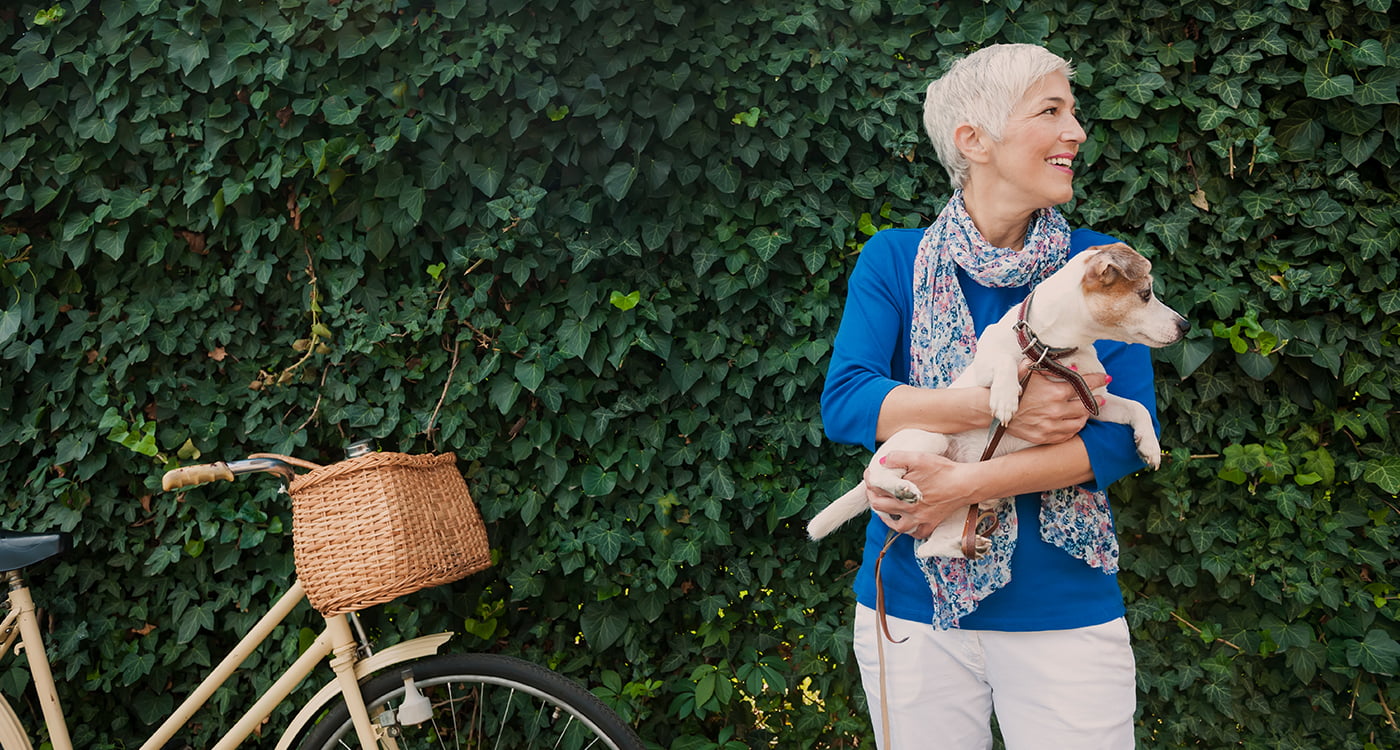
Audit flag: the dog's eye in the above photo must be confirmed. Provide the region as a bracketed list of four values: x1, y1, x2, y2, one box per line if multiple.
[1138, 290, 1152, 303]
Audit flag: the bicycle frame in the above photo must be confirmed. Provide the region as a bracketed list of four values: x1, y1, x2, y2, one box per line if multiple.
[0, 569, 444, 749]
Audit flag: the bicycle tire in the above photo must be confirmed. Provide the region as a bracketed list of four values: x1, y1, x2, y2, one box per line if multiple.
[295, 653, 645, 750]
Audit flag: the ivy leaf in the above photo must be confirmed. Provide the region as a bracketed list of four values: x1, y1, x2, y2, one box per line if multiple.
[108, 187, 149, 220]
[16, 50, 59, 89]
[1275, 113, 1325, 159]
[1119, 72, 1167, 104]
[656, 94, 695, 138]
[514, 359, 545, 392]
[1340, 131, 1382, 167]
[1144, 210, 1190, 253]
[582, 466, 617, 497]
[1196, 97, 1233, 130]
[1004, 11, 1050, 44]
[1299, 194, 1347, 228]
[745, 227, 788, 262]
[1361, 457, 1400, 493]
[699, 461, 736, 500]
[1345, 630, 1400, 675]
[0, 308, 21, 348]
[958, 4, 1006, 42]
[1344, 39, 1387, 67]
[321, 95, 362, 125]
[468, 152, 507, 198]
[1353, 69, 1399, 105]
[1238, 191, 1275, 220]
[1286, 640, 1326, 683]
[95, 226, 131, 261]
[1095, 87, 1142, 120]
[609, 290, 640, 310]
[167, 31, 210, 75]
[1158, 337, 1214, 379]
[705, 161, 740, 194]
[1303, 62, 1354, 100]
[556, 318, 591, 359]
[603, 162, 637, 201]
[1378, 290, 1400, 315]
[579, 604, 628, 650]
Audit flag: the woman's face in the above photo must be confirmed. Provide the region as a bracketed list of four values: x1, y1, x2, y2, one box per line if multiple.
[975, 71, 1086, 212]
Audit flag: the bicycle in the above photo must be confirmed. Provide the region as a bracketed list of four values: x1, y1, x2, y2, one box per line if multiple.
[0, 444, 646, 750]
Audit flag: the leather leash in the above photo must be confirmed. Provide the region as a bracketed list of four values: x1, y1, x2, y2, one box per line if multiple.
[956, 289, 1100, 559]
[871, 290, 1103, 746]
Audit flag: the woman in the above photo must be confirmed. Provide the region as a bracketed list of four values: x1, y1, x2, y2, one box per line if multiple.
[820, 44, 1157, 749]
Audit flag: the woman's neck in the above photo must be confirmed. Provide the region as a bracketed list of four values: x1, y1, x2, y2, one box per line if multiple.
[960, 182, 1035, 250]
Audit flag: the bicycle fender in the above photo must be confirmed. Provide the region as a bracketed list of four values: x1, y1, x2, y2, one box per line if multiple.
[0, 693, 34, 750]
[274, 631, 453, 750]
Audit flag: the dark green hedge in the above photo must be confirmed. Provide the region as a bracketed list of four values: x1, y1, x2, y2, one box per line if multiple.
[1, 0, 1396, 747]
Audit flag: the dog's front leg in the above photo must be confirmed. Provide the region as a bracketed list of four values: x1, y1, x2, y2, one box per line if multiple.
[1095, 394, 1162, 468]
[982, 348, 1026, 425]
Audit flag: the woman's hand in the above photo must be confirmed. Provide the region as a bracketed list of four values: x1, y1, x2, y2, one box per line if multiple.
[864, 452, 977, 539]
[1003, 368, 1107, 444]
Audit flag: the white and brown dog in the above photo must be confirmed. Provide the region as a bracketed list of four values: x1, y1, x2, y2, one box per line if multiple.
[808, 243, 1189, 558]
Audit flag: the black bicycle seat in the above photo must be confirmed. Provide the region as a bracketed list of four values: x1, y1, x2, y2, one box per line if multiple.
[0, 531, 72, 572]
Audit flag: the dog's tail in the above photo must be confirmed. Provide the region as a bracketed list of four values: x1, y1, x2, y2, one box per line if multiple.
[807, 483, 871, 540]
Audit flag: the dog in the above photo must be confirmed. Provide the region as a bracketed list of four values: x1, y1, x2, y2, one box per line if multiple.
[808, 243, 1190, 558]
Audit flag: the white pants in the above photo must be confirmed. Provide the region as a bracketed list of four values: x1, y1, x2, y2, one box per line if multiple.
[853, 604, 1136, 750]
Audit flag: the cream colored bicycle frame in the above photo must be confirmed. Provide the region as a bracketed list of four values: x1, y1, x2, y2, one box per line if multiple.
[0, 571, 448, 750]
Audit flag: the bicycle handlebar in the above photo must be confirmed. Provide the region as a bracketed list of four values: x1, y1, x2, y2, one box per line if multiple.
[161, 457, 299, 491]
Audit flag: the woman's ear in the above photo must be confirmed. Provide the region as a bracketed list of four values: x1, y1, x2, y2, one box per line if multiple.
[954, 123, 991, 165]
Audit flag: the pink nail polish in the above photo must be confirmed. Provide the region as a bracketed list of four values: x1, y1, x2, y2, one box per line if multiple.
[1105, 375, 1113, 384]
[1070, 364, 1078, 371]
[879, 456, 887, 465]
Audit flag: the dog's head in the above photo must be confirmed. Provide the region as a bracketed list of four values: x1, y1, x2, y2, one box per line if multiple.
[1078, 243, 1190, 348]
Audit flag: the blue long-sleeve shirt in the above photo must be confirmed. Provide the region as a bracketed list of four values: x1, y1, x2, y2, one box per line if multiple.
[821, 227, 1159, 630]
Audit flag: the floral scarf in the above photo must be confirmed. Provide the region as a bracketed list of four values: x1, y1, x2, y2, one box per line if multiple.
[909, 190, 1120, 629]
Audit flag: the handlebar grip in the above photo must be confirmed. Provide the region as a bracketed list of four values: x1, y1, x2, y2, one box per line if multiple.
[162, 462, 236, 491]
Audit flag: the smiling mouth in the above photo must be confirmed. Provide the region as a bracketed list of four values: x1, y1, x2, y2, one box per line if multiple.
[1047, 157, 1074, 170]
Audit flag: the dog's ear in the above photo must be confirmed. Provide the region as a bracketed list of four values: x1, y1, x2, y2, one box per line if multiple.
[1083, 243, 1151, 288]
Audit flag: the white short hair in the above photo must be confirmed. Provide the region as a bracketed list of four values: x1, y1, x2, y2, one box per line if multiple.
[923, 44, 1075, 189]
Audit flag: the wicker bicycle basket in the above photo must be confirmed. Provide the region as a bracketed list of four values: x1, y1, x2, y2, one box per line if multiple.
[284, 452, 492, 616]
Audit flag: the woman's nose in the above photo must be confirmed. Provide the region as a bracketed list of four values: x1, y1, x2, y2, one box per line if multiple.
[1064, 115, 1087, 143]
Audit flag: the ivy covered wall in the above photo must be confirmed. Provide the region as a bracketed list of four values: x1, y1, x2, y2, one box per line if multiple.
[0, 0, 1397, 747]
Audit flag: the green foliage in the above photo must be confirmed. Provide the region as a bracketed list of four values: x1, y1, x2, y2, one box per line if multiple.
[0, 0, 1395, 748]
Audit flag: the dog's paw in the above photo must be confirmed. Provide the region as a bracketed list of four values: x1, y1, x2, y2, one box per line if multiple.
[1135, 431, 1162, 469]
[881, 478, 921, 504]
[987, 380, 1021, 425]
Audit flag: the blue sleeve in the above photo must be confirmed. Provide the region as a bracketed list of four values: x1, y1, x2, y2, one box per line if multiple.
[1079, 340, 1158, 492]
[820, 230, 916, 452]
[1069, 227, 1160, 491]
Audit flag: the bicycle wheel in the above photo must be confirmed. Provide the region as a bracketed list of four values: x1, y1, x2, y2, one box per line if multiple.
[296, 653, 645, 750]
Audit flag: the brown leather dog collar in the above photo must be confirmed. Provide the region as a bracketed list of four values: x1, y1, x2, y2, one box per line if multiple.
[1012, 291, 1101, 417]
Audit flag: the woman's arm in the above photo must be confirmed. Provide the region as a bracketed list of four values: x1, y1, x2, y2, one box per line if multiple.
[874, 439, 1094, 539]
[870, 373, 1106, 540]
[876, 368, 1110, 445]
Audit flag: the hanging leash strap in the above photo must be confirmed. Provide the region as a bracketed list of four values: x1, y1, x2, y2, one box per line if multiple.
[873, 529, 906, 747]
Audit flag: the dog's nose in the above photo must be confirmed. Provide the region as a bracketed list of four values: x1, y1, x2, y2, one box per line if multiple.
[1177, 318, 1192, 334]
